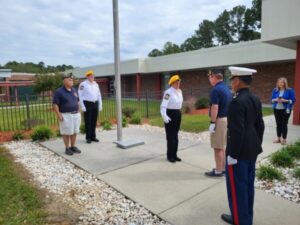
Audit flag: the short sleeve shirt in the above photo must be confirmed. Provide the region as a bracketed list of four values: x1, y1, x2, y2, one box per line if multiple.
[53, 86, 79, 113]
[209, 81, 232, 117]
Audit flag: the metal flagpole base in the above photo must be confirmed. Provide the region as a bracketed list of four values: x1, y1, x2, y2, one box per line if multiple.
[114, 140, 145, 149]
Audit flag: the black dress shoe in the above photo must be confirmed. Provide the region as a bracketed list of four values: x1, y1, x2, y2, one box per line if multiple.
[65, 148, 73, 155]
[91, 138, 99, 142]
[70, 146, 81, 154]
[221, 214, 234, 225]
[167, 158, 176, 163]
[86, 139, 92, 144]
[175, 157, 182, 162]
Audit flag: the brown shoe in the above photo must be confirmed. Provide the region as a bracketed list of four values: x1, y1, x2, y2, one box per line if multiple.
[281, 139, 287, 145]
[273, 139, 281, 143]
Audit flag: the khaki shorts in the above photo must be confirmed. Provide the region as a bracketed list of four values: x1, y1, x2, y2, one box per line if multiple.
[210, 117, 227, 149]
[59, 113, 81, 135]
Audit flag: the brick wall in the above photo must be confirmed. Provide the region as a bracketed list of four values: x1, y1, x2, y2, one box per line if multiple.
[115, 61, 296, 104]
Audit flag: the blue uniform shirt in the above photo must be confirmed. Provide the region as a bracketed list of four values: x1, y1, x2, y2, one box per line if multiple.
[209, 81, 232, 118]
[53, 86, 79, 113]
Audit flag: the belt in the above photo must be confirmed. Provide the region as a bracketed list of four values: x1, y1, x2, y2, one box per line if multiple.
[62, 111, 78, 114]
[84, 100, 98, 103]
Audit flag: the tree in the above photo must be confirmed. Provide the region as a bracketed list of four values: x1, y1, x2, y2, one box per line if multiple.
[148, 49, 163, 57]
[162, 42, 181, 55]
[33, 73, 62, 96]
[181, 36, 201, 52]
[214, 10, 234, 45]
[230, 6, 246, 42]
[195, 20, 215, 48]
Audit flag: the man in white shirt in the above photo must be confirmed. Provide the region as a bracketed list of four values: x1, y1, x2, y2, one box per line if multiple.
[78, 70, 102, 143]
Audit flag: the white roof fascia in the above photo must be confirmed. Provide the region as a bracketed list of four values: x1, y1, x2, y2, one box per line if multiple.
[71, 40, 296, 78]
[144, 40, 296, 73]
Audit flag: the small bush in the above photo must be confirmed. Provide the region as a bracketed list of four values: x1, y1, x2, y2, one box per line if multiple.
[101, 120, 112, 130]
[285, 145, 300, 159]
[195, 97, 209, 109]
[12, 131, 24, 141]
[122, 107, 136, 118]
[130, 114, 142, 124]
[122, 116, 128, 127]
[256, 165, 285, 181]
[293, 168, 300, 179]
[80, 123, 85, 134]
[270, 150, 294, 167]
[31, 125, 53, 141]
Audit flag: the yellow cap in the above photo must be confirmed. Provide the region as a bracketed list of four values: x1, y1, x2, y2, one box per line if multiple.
[85, 70, 94, 76]
[168, 74, 181, 85]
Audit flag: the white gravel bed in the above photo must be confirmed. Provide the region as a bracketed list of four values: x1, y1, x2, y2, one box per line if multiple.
[255, 158, 300, 204]
[4, 141, 169, 225]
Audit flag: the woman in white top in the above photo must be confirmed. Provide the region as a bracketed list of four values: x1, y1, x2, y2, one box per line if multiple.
[160, 74, 183, 163]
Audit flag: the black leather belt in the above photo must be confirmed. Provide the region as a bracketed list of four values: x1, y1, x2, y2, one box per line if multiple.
[84, 100, 98, 103]
[62, 111, 78, 114]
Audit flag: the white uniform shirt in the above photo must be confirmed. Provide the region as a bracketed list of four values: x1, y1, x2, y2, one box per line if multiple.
[160, 87, 183, 119]
[78, 79, 102, 112]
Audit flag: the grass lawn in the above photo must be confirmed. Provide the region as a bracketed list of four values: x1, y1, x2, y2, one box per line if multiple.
[0, 146, 46, 225]
[149, 107, 275, 133]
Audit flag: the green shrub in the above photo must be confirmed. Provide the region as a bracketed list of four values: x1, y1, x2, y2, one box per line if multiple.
[270, 150, 294, 167]
[122, 107, 136, 118]
[80, 123, 85, 134]
[101, 120, 112, 130]
[194, 97, 209, 109]
[12, 131, 24, 141]
[130, 114, 142, 124]
[256, 165, 285, 181]
[285, 145, 300, 159]
[293, 167, 300, 179]
[122, 116, 128, 127]
[31, 125, 53, 141]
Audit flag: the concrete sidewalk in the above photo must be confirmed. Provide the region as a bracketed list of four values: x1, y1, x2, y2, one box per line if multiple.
[42, 116, 300, 225]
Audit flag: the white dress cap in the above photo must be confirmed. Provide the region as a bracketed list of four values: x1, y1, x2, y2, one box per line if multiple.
[229, 66, 257, 76]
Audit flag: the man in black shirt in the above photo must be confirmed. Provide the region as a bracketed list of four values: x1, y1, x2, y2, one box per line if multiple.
[221, 67, 265, 225]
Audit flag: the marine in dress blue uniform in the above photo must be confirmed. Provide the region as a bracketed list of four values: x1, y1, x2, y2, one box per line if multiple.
[160, 75, 183, 163]
[78, 70, 102, 143]
[221, 67, 265, 225]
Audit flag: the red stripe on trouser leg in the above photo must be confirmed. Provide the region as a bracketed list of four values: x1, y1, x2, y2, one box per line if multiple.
[228, 165, 239, 225]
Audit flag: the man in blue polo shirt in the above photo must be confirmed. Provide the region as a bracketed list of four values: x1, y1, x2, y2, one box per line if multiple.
[53, 73, 81, 155]
[205, 69, 232, 177]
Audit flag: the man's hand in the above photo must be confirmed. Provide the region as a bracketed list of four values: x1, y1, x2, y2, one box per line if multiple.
[209, 123, 216, 133]
[58, 113, 63, 122]
[163, 115, 171, 124]
[227, 155, 238, 165]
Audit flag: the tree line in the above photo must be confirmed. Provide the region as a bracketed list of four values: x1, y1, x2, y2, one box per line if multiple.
[148, 0, 261, 57]
[0, 61, 74, 73]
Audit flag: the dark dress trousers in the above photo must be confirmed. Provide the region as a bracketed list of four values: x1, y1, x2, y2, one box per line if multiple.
[226, 88, 265, 225]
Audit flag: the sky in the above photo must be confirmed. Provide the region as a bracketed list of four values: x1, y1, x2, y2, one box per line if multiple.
[0, 0, 253, 68]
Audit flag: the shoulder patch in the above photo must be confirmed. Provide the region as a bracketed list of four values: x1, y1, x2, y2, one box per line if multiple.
[80, 85, 84, 90]
[164, 94, 170, 100]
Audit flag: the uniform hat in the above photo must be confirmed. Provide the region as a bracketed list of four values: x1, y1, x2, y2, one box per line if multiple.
[229, 66, 257, 79]
[85, 70, 94, 76]
[62, 72, 74, 80]
[208, 68, 223, 76]
[168, 74, 181, 85]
